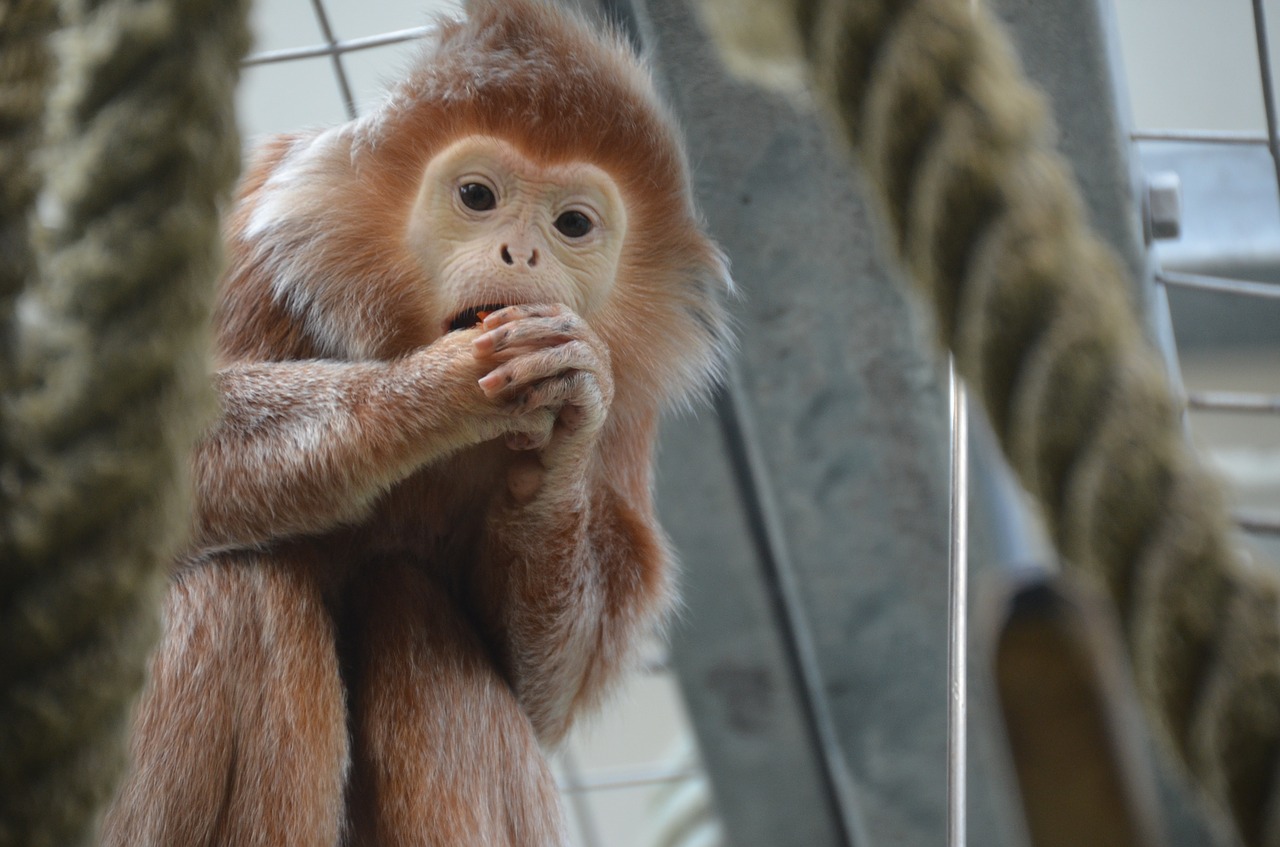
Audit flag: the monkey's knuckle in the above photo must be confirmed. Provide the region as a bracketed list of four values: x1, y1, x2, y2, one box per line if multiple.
[557, 339, 588, 366]
[509, 392, 535, 414]
[563, 371, 595, 403]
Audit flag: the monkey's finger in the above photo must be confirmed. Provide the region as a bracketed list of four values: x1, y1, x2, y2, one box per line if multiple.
[547, 384, 605, 433]
[511, 373, 607, 437]
[495, 405, 556, 445]
[479, 302, 568, 331]
[505, 427, 552, 451]
[478, 341, 598, 398]
[473, 313, 586, 358]
[557, 403, 591, 433]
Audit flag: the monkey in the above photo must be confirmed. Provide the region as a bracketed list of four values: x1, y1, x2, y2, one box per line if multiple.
[99, 1, 732, 844]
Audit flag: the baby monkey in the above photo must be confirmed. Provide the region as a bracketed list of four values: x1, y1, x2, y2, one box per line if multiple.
[101, 0, 732, 844]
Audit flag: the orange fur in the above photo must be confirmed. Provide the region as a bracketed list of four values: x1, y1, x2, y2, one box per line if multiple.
[101, 1, 731, 845]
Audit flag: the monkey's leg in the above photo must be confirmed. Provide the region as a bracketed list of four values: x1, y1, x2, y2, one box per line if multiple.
[346, 562, 567, 847]
[100, 553, 349, 847]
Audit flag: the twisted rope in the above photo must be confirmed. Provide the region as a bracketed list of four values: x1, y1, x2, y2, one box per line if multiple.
[796, 1, 1280, 843]
[0, 0, 248, 842]
[0, 0, 59, 495]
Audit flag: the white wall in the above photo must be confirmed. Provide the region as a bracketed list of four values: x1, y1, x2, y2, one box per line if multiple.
[1113, 0, 1276, 132]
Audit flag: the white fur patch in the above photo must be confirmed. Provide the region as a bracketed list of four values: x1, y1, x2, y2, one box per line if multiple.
[244, 127, 349, 240]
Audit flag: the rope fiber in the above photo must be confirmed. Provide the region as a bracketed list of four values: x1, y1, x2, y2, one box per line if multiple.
[0, 0, 249, 843]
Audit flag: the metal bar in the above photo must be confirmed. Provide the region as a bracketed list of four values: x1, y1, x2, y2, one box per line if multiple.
[1132, 129, 1270, 146]
[1252, 0, 1280, 212]
[242, 26, 434, 67]
[947, 360, 969, 847]
[1186, 391, 1280, 414]
[308, 0, 358, 119]
[714, 382, 863, 847]
[558, 763, 698, 793]
[1236, 510, 1280, 536]
[1157, 270, 1280, 301]
[657, 400, 860, 847]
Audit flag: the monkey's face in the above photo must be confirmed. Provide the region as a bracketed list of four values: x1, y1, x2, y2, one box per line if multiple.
[406, 137, 628, 335]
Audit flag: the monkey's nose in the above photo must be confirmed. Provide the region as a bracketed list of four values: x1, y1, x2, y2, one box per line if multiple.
[500, 243, 538, 268]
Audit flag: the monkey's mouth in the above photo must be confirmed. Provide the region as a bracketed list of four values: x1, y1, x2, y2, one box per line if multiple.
[448, 303, 508, 332]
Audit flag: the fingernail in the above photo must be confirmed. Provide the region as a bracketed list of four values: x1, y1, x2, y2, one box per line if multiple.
[479, 372, 503, 392]
[473, 332, 493, 353]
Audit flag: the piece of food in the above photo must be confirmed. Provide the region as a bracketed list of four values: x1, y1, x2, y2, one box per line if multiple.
[448, 303, 507, 332]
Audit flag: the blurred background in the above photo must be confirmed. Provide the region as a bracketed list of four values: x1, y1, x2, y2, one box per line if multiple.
[235, 1, 1280, 845]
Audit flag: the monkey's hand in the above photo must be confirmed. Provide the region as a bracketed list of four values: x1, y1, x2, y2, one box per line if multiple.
[470, 303, 614, 504]
[468, 307, 662, 745]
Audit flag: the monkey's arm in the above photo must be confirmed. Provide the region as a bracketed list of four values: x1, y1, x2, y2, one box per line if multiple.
[481, 432, 668, 746]
[469, 305, 671, 744]
[194, 332, 553, 549]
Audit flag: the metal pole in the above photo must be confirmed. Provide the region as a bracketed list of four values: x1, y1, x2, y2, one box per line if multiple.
[715, 380, 865, 847]
[1250, 0, 1280, 215]
[947, 359, 969, 847]
[308, 0, 358, 120]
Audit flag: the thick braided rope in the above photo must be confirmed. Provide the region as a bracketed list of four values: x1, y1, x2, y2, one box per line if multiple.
[0, 0, 58, 323]
[0, 0, 248, 842]
[786, 0, 1280, 843]
[0, 0, 59, 498]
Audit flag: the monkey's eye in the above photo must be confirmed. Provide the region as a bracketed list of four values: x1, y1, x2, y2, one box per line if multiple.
[458, 183, 496, 212]
[554, 210, 593, 239]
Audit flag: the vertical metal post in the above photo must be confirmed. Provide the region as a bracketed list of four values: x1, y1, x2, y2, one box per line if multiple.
[949, 9, 977, 839]
[947, 360, 969, 847]
[1250, 0, 1280, 212]
[950, 17, 975, 845]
